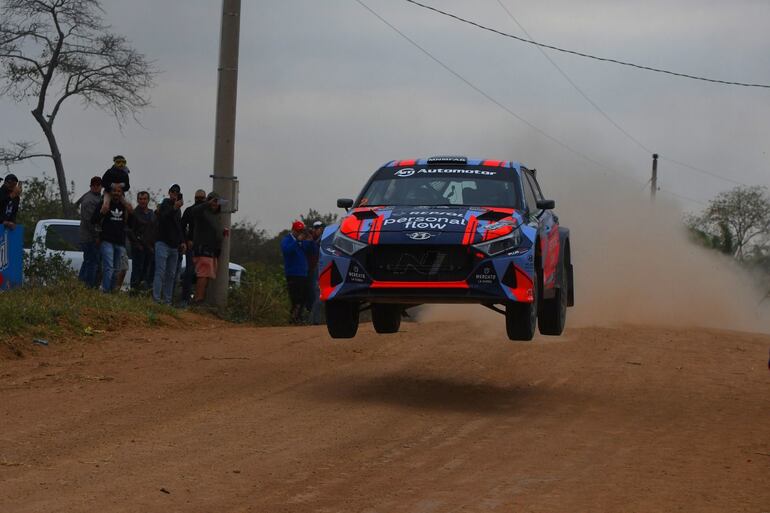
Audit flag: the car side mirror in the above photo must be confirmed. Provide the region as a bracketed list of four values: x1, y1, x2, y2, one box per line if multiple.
[536, 199, 555, 210]
[337, 198, 354, 209]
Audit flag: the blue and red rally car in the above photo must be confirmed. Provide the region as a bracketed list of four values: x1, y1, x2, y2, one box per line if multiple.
[319, 156, 574, 340]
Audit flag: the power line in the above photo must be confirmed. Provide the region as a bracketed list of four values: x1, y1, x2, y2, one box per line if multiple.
[492, 0, 751, 189]
[405, 0, 770, 90]
[659, 156, 748, 187]
[493, 0, 655, 156]
[354, 0, 708, 210]
[353, 0, 643, 186]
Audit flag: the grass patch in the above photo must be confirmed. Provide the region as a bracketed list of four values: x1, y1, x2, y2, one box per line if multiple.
[0, 278, 178, 356]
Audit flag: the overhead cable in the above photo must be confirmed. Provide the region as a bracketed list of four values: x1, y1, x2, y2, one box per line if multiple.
[405, 0, 770, 90]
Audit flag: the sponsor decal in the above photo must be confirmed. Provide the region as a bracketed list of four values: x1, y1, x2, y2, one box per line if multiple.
[384, 210, 467, 231]
[475, 266, 497, 284]
[405, 232, 434, 241]
[347, 264, 367, 283]
[483, 220, 517, 231]
[394, 168, 498, 178]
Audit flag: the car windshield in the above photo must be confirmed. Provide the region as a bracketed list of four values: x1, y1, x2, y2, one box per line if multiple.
[357, 177, 520, 208]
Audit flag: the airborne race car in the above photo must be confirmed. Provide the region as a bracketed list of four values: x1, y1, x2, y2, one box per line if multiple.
[319, 156, 574, 341]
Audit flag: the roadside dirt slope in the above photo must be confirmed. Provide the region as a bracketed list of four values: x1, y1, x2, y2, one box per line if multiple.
[1, 320, 768, 513]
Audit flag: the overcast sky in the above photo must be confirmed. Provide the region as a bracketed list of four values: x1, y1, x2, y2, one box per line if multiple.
[2, 0, 769, 232]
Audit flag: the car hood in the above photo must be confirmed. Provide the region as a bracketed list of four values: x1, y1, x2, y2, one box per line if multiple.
[337, 205, 523, 245]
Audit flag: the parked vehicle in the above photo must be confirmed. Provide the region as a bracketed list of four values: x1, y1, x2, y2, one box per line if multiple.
[27, 219, 245, 288]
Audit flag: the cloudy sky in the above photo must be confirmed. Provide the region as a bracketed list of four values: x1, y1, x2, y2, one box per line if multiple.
[2, 0, 769, 232]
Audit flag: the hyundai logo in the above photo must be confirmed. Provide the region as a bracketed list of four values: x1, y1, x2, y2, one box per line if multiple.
[394, 168, 415, 178]
[406, 232, 434, 240]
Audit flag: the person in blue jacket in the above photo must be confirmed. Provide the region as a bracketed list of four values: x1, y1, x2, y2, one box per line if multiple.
[281, 220, 318, 324]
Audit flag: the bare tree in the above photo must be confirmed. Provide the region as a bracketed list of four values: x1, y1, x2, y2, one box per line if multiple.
[688, 185, 770, 261]
[0, 0, 156, 215]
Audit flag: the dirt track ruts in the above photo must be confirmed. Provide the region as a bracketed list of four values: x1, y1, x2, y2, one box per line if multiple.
[1, 319, 769, 513]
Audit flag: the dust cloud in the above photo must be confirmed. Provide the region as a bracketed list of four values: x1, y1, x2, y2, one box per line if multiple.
[421, 172, 770, 334]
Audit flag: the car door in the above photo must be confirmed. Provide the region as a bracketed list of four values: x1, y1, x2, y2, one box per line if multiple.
[522, 170, 560, 293]
[43, 222, 84, 272]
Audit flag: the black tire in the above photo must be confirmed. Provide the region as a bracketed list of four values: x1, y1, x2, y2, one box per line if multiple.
[538, 255, 568, 336]
[371, 304, 402, 334]
[325, 300, 360, 338]
[505, 288, 537, 341]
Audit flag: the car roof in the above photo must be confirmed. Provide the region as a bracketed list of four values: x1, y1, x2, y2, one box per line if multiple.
[381, 158, 526, 171]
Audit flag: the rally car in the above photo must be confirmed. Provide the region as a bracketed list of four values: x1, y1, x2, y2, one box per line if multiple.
[318, 156, 574, 341]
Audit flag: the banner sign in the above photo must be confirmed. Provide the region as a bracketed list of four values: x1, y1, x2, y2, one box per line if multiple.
[0, 225, 24, 290]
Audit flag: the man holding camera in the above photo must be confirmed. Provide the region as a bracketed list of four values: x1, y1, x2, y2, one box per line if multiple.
[153, 184, 185, 305]
[280, 220, 318, 324]
[0, 173, 22, 231]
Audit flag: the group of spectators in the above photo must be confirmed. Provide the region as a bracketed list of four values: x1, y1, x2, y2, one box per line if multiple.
[281, 219, 324, 324]
[77, 155, 226, 305]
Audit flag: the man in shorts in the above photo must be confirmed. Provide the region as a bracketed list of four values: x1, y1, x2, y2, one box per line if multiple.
[186, 191, 224, 304]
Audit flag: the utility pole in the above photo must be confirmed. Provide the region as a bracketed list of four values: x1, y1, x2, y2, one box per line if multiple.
[650, 153, 658, 200]
[210, 0, 241, 311]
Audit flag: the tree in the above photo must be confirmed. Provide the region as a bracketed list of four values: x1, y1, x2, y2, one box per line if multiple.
[687, 185, 770, 261]
[0, 0, 156, 215]
[14, 174, 75, 246]
[299, 208, 338, 227]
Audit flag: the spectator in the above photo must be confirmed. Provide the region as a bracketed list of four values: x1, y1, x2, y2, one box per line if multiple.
[306, 221, 325, 325]
[92, 183, 132, 292]
[74, 176, 103, 287]
[128, 191, 156, 291]
[280, 220, 318, 324]
[0, 173, 21, 231]
[101, 155, 131, 194]
[180, 189, 207, 305]
[187, 191, 224, 304]
[153, 184, 185, 305]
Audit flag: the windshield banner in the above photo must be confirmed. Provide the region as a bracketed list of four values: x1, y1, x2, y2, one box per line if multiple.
[0, 225, 24, 290]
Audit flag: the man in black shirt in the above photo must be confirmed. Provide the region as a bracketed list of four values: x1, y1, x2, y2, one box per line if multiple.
[0, 174, 21, 231]
[153, 184, 185, 304]
[179, 189, 206, 304]
[93, 183, 133, 292]
[128, 190, 157, 291]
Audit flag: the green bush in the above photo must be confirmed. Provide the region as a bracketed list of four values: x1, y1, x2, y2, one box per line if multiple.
[23, 238, 76, 287]
[226, 262, 291, 325]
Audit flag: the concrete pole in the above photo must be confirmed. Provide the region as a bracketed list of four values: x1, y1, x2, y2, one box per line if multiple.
[210, 0, 241, 311]
[651, 153, 658, 200]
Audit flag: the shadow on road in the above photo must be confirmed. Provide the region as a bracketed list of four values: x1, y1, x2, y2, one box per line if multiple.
[311, 371, 577, 415]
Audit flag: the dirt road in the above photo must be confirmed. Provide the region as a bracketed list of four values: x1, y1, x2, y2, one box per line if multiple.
[1, 319, 768, 512]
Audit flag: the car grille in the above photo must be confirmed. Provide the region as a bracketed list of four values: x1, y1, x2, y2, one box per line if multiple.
[367, 245, 472, 281]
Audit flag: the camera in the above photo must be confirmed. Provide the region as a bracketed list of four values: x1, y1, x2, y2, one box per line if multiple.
[178, 192, 183, 202]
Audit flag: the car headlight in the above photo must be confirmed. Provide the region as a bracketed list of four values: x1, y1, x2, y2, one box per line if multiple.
[472, 228, 523, 256]
[333, 230, 368, 255]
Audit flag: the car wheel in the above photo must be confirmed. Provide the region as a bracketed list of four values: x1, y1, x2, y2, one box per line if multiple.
[325, 300, 360, 338]
[538, 254, 567, 336]
[505, 288, 537, 341]
[371, 304, 402, 334]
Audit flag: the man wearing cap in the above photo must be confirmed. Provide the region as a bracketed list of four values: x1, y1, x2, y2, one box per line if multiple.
[74, 176, 103, 287]
[0, 174, 21, 231]
[101, 155, 131, 194]
[186, 191, 224, 303]
[153, 184, 185, 304]
[306, 221, 325, 325]
[280, 220, 318, 323]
